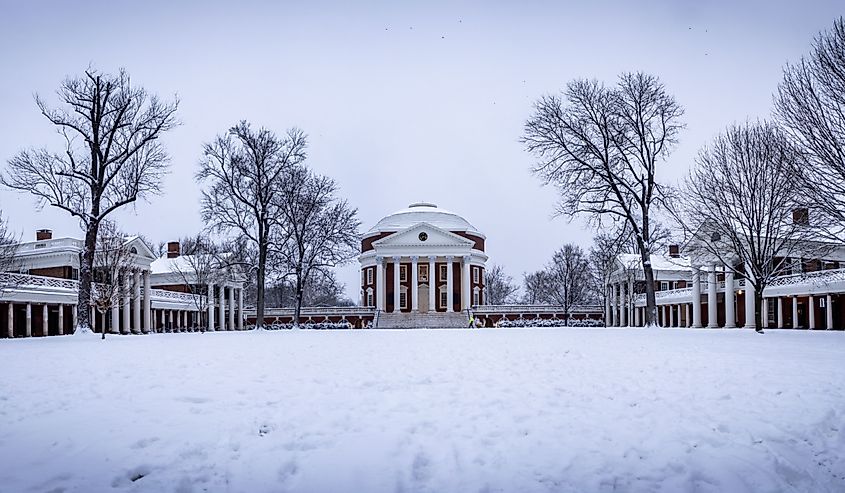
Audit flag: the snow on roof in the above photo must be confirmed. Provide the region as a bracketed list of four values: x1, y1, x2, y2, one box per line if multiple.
[150, 255, 197, 275]
[367, 203, 483, 237]
[618, 253, 691, 272]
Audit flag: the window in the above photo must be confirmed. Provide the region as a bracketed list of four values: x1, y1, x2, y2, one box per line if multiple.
[400, 292, 407, 309]
[473, 266, 480, 284]
[660, 281, 669, 291]
[366, 288, 373, 307]
[439, 265, 447, 280]
[440, 291, 448, 308]
[400, 265, 407, 282]
[366, 268, 373, 284]
[791, 258, 802, 275]
[419, 264, 428, 282]
[473, 288, 480, 306]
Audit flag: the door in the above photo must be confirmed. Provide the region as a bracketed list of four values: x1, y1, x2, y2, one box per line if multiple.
[418, 284, 429, 313]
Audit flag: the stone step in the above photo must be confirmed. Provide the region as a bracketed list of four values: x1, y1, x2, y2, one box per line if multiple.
[376, 311, 470, 329]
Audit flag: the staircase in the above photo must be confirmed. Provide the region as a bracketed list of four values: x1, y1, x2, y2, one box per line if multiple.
[376, 311, 470, 329]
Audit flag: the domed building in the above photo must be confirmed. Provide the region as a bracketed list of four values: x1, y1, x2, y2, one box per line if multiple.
[359, 203, 488, 317]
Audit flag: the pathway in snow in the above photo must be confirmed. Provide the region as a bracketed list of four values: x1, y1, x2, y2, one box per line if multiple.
[0, 329, 843, 492]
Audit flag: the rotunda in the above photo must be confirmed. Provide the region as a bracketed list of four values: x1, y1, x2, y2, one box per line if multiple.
[359, 203, 487, 314]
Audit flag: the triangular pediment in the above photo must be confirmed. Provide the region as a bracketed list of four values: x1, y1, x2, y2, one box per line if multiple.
[372, 222, 474, 248]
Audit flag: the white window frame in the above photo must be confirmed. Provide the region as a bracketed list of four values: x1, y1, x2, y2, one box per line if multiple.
[419, 264, 428, 282]
[473, 266, 480, 284]
[366, 267, 373, 285]
[439, 287, 448, 309]
[473, 287, 480, 306]
[439, 264, 447, 280]
[660, 281, 669, 291]
[399, 287, 408, 310]
[366, 288, 373, 307]
[400, 265, 407, 282]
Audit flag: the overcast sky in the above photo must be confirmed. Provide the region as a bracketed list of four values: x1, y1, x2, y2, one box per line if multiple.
[0, 0, 842, 301]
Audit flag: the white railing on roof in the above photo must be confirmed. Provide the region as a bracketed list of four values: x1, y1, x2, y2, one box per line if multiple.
[148, 288, 200, 304]
[16, 238, 83, 253]
[472, 304, 604, 314]
[246, 306, 376, 317]
[768, 267, 845, 287]
[0, 272, 78, 290]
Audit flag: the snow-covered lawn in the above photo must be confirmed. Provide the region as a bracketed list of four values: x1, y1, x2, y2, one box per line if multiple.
[1, 329, 844, 493]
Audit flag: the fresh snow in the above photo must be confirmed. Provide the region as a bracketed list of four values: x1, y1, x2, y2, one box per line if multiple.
[1, 329, 844, 492]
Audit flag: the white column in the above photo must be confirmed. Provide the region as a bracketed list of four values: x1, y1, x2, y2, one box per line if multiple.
[42, 304, 49, 337]
[692, 267, 702, 328]
[605, 285, 611, 326]
[7, 303, 13, 338]
[744, 283, 756, 329]
[792, 296, 799, 329]
[777, 297, 784, 328]
[392, 256, 401, 312]
[411, 256, 419, 312]
[72, 305, 77, 331]
[376, 257, 386, 311]
[446, 256, 454, 312]
[724, 268, 735, 328]
[219, 284, 226, 330]
[685, 303, 691, 327]
[634, 303, 641, 327]
[143, 270, 151, 334]
[111, 303, 119, 334]
[619, 282, 628, 327]
[428, 256, 436, 312]
[628, 279, 635, 325]
[207, 282, 215, 331]
[707, 264, 718, 328]
[25, 303, 32, 337]
[668, 304, 674, 327]
[238, 288, 244, 330]
[826, 294, 833, 330]
[123, 274, 131, 334]
[610, 284, 616, 326]
[462, 256, 471, 311]
[133, 269, 141, 334]
[169, 310, 174, 331]
[228, 284, 235, 330]
[762, 298, 769, 328]
[808, 295, 816, 330]
[57, 304, 64, 335]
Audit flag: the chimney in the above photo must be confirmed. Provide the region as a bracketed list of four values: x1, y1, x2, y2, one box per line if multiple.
[793, 208, 809, 225]
[167, 241, 180, 259]
[36, 229, 52, 241]
[668, 244, 680, 258]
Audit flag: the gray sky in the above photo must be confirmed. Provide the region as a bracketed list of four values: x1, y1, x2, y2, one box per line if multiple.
[1, 0, 842, 301]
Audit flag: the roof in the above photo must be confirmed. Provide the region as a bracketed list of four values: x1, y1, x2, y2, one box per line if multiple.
[618, 253, 692, 272]
[366, 202, 484, 237]
[150, 255, 198, 275]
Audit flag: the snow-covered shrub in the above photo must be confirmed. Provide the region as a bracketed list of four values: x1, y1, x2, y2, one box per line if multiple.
[495, 318, 604, 328]
[266, 321, 353, 330]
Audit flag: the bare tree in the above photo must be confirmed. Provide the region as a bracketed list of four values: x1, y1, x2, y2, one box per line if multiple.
[776, 17, 845, 241]
[273, 165, 360, 326]
[168, 234, 228, 331]
[675, 121, 820, 333]
[544, 244, 591, 325]
[523, 72, 684, 327]
[1, 68, 178, 333]
[522, 270, 549, 304]
[90, 220, 134, 340]
[484, 264, 519, 304]
[0, 211, 20, 295]
[198, 121, 307, 329]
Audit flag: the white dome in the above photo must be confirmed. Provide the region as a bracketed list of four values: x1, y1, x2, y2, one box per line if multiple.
[367, 202, 483, 237]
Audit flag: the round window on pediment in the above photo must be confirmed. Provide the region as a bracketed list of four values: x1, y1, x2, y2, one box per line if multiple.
[419, 232, 428, 242]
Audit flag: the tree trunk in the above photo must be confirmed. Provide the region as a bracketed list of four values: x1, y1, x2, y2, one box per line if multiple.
[75, 222, 99, 334]
[293, 269, 303, 327]
[755, 285, 765, 333]
[256, 237, 266, 329]
[641, 254, 658, 327]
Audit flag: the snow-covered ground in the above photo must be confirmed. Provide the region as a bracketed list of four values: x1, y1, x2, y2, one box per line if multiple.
[1, 329, 844, 493]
